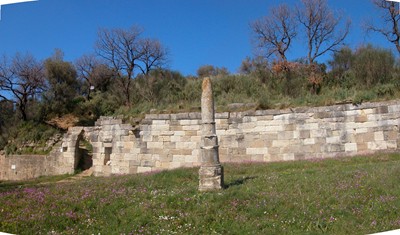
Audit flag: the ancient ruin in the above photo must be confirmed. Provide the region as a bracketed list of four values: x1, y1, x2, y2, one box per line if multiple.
[198, 77, 224, 191]
[2, 99, 400, 181]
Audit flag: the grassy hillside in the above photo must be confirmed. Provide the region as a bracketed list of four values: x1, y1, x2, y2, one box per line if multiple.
[1, 154, 400, 234]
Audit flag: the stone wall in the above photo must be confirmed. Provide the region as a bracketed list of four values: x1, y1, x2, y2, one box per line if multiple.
[0, 153, 63, 181]
[2, 99, 400, 181]
[140, 100, 400, 166]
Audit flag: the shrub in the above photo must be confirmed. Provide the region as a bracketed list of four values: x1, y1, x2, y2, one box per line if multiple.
[352, 45, 395, 88]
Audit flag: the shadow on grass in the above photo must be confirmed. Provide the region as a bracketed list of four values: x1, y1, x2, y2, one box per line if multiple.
[224, 176, 257, 189]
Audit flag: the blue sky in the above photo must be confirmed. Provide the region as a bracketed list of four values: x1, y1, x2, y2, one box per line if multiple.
[0, 0, 392, 76]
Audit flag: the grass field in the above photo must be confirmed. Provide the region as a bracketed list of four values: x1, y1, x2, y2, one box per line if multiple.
[1, 154, 400, 234]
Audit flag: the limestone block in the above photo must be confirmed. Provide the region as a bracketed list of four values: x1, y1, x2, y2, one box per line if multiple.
[263, 154, 271, 161]
[388, 104, 400, 113]
[387, 141, 397, 149]
[216, 118, 229, 125]
[216, 129, 227, 136]
[160, 131, 174, 136]
[189, 112, 202, 119]
[243, 116, 257, 123]
[240, 122, 257, 130]
[182, 125, 200, 131]
[345, 143, 358, 152]
[303, 138, 316, 145]
[172, 155, 186, 162]
[171, 135, 183, 142]
[248, 139, 266, 148]
[376, 106, 389, 114]
[355, 128, 368, 134]
[246, 148, 268, 155]
[191, 136, 201, 142]
[256, 115, 274, 121]
[284, 124, 296, 131]
[141, 160, 155, 167]
[192, 148, 200, 156]
[355, 114, 368, 123]
[368, 141, 387, 150]
[255, 120, 270, 126]
[185, 130, 198, 136]
[129, 167, 138, 174]
[358, 132, 375, 142]
[158, 136, 171, 142]
[326, 136, 341, 144]
[360, 122, 378, 128]
[176, 142, 197, 150]
[283, 153, 295, 161]
[357, 142, 368, 151]
[249, 155, 264, 162]
[152, 124, 170, 131]
[272, 140, 289, 148]
[180, 119, 200, 125]
[278, 131, 294, 140]
[170, 125, 183, 131]
[172, 113, 189, 120]
[173, 131, 185, 136]
[146, 142, 164, 149]
[171, 149, 191, 156]
[346, 109, 363, 116]
[153, 120, 167, 125]
[269, 119, 291, 126]
[226, 129, 239, 135]
[374, 132, 385, 141]
[310, 129, 326, 138]
[139, 154, 152, 161]
[254, 125, 285, 133]
[137, 166, 152, 173]
[185, 155, 199, 163]
[385, 130, 398, 140]
[300, 123, 319, 130]
[170, 161, 182, 169]
[273, 113, 293, 121]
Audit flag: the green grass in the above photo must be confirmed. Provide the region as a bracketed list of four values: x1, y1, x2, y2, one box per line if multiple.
[1, 154, 400, 234]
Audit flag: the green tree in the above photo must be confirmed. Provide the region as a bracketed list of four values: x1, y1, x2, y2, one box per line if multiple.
[327, 46, 355, 86]
[42, 50, 80, 118]
[0, 100, 16, 150]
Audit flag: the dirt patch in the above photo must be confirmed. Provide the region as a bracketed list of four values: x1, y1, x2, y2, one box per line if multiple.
[46, 114, 79, 130]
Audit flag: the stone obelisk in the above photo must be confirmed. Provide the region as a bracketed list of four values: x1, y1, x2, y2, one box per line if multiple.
[199, 77, 224, 191]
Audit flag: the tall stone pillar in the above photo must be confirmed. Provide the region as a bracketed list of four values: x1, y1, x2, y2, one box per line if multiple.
[199, 77, 224, 191]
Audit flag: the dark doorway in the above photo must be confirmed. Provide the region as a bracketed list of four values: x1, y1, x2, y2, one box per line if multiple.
[75, 132, 93, 171]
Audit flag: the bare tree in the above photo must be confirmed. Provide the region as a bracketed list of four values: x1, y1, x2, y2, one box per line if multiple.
[251, 4, 297, 61]
[137, 38, 168, 75]
[75, 54, 115, 99]
[0, 53, 45, 121]
[366, 0, 400, 54]
[297, 0, 350, 64]
[95, 25, 168, 106]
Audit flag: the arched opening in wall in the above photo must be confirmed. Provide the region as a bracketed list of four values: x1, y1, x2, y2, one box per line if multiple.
[74, 131, 93, 172]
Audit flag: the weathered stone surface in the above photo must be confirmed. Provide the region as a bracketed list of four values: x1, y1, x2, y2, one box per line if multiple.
[199, 77, 224, 191]
[3, 99, 400, 181]
[198, 165, 224, 191]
